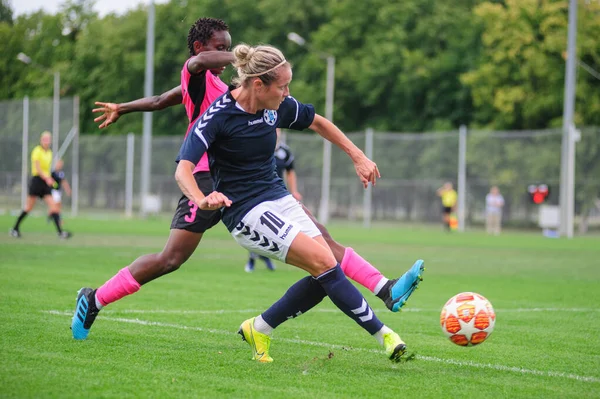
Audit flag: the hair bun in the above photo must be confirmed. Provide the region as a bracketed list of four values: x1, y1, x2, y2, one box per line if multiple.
[233, 43, 255, 67]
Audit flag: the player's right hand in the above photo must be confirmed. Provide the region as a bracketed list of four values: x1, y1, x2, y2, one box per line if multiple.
[198, 191, 232, 210]
[93, 102, 121, 129]
[353, 154, 381, 188]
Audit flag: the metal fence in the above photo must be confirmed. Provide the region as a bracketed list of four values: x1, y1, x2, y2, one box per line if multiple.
[1, 97, 599, 232]
[0, 96, 78, 213]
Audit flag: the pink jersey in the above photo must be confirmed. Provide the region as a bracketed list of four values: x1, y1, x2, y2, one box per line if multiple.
[181, 57, 228, 173]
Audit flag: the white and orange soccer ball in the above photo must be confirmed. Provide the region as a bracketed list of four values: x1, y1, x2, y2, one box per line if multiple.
[440, 292, 496, 346]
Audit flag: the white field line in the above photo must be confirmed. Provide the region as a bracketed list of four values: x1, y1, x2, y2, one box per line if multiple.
[61, 307, 600, 315]
[46, 310, 600, 384]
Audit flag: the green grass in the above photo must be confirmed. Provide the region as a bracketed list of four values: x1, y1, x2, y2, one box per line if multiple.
[1, 214, 599, 398]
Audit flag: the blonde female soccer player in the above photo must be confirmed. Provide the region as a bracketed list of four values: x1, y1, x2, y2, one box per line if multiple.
[175, 44, 419, 363]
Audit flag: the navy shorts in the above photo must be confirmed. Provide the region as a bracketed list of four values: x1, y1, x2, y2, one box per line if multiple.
[170, 172, 221, 233]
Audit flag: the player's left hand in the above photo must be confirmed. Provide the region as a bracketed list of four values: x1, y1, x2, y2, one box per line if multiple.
[353, 155, 380, 188]
[198, 191, 232, 210]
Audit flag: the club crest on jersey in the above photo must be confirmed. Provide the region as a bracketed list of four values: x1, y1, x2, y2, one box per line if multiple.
[263, 110, 277, 126]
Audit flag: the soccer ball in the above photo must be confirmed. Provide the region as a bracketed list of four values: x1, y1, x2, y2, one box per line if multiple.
[440, 292, 495, 346]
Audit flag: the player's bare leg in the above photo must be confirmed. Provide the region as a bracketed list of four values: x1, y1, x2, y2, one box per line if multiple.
[129, 229, 203, 284]
[300, 203, 424, 312]
[71, 229, 203, 339]
[241, 232, 406, 363]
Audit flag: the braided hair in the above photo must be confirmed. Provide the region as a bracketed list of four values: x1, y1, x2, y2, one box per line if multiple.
[187, 17, 229, 56]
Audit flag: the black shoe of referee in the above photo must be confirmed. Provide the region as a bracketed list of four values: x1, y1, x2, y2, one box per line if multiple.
[59, 231, 72, 239]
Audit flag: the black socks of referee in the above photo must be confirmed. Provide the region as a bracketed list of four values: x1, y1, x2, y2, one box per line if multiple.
[49, 213, 63, 234]
[13, 211, 28, 230]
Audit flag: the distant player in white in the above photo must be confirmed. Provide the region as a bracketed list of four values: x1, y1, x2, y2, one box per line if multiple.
[50, 159, 72, 211]
[176, 44, 414, 363]
[486, 186, 504, 235]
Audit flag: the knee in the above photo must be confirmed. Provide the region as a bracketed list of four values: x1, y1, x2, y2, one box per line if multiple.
[308, 252, 337, 276]
[159, 251, 188, 273]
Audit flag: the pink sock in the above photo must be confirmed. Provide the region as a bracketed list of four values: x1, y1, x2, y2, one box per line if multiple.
[96, 267, 141, 307]
[339, 247, 385, 293]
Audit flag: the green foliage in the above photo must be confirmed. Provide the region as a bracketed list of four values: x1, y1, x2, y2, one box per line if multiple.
[2, 0, 599, 134]
[0, 0, 12, 25]
[463, 0, 600, 129]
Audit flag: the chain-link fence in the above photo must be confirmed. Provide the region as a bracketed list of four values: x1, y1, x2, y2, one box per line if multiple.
[1, 97, 599, 232]
[0, 97, 77, 212]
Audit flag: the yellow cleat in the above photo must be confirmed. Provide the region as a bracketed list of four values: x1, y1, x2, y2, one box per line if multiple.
[238, 317, 273, 363]
[383, 332, 407, 362]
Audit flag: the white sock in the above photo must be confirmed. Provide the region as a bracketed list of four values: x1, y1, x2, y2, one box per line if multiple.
[373, 325, 393, 346]
[94, 294, 104, 310]
[253, 315, 273, 335]
[373, 278, 389, 295]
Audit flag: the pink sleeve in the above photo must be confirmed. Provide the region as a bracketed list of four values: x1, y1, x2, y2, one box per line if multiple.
[180, 58, 193, 104]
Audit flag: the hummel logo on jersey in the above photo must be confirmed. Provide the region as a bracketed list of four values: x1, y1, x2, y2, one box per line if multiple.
[248, 118, 263, 126]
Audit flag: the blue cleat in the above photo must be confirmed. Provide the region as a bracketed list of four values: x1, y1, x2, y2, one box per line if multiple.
[377, 259, 425, 312]
[71, 287, 100, 340]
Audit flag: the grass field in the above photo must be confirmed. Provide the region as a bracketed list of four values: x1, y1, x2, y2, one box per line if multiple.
[1, 214, 599, 398]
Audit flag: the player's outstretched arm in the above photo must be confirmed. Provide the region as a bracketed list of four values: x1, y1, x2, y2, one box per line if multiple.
[62, 178, 72, 196]
[93, 86, 183, 129]
[187, 51, 235, 74]
[309, 114, 380, 188]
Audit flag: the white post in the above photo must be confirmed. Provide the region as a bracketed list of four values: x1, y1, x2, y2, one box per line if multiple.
[140, 0, 155, 215]
[559, 0, 578, 239]
[566, 123, 577, 237]
[125, 133, 135, 218]
[363, 128, 374, 228]
[457, 125, 467, 232]
[318, 55, 335, 225]
[21, 96, 29, 210]
[52, 71, 60, 167]
[71, 96, 79, 217]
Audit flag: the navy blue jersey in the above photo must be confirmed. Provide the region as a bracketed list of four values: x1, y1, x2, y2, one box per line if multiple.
[274, 143, 294, 179]
[177, 93, 315, 231]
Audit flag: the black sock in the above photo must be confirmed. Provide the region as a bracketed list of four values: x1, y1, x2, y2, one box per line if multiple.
[316, 265, 384, 335]
[261, 276, 326, 328]
[376, 280, 394, 301]
[50, 213, 63, 234]
[14, 211, 28, 230]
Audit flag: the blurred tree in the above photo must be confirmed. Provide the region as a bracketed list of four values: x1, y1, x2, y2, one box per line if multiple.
[0, 0, 13, 25]
[1, 0, 599, 135]
[59, 0, 96, 41]
[306, 0, 482, 132]
[462, 0, 600, 129]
